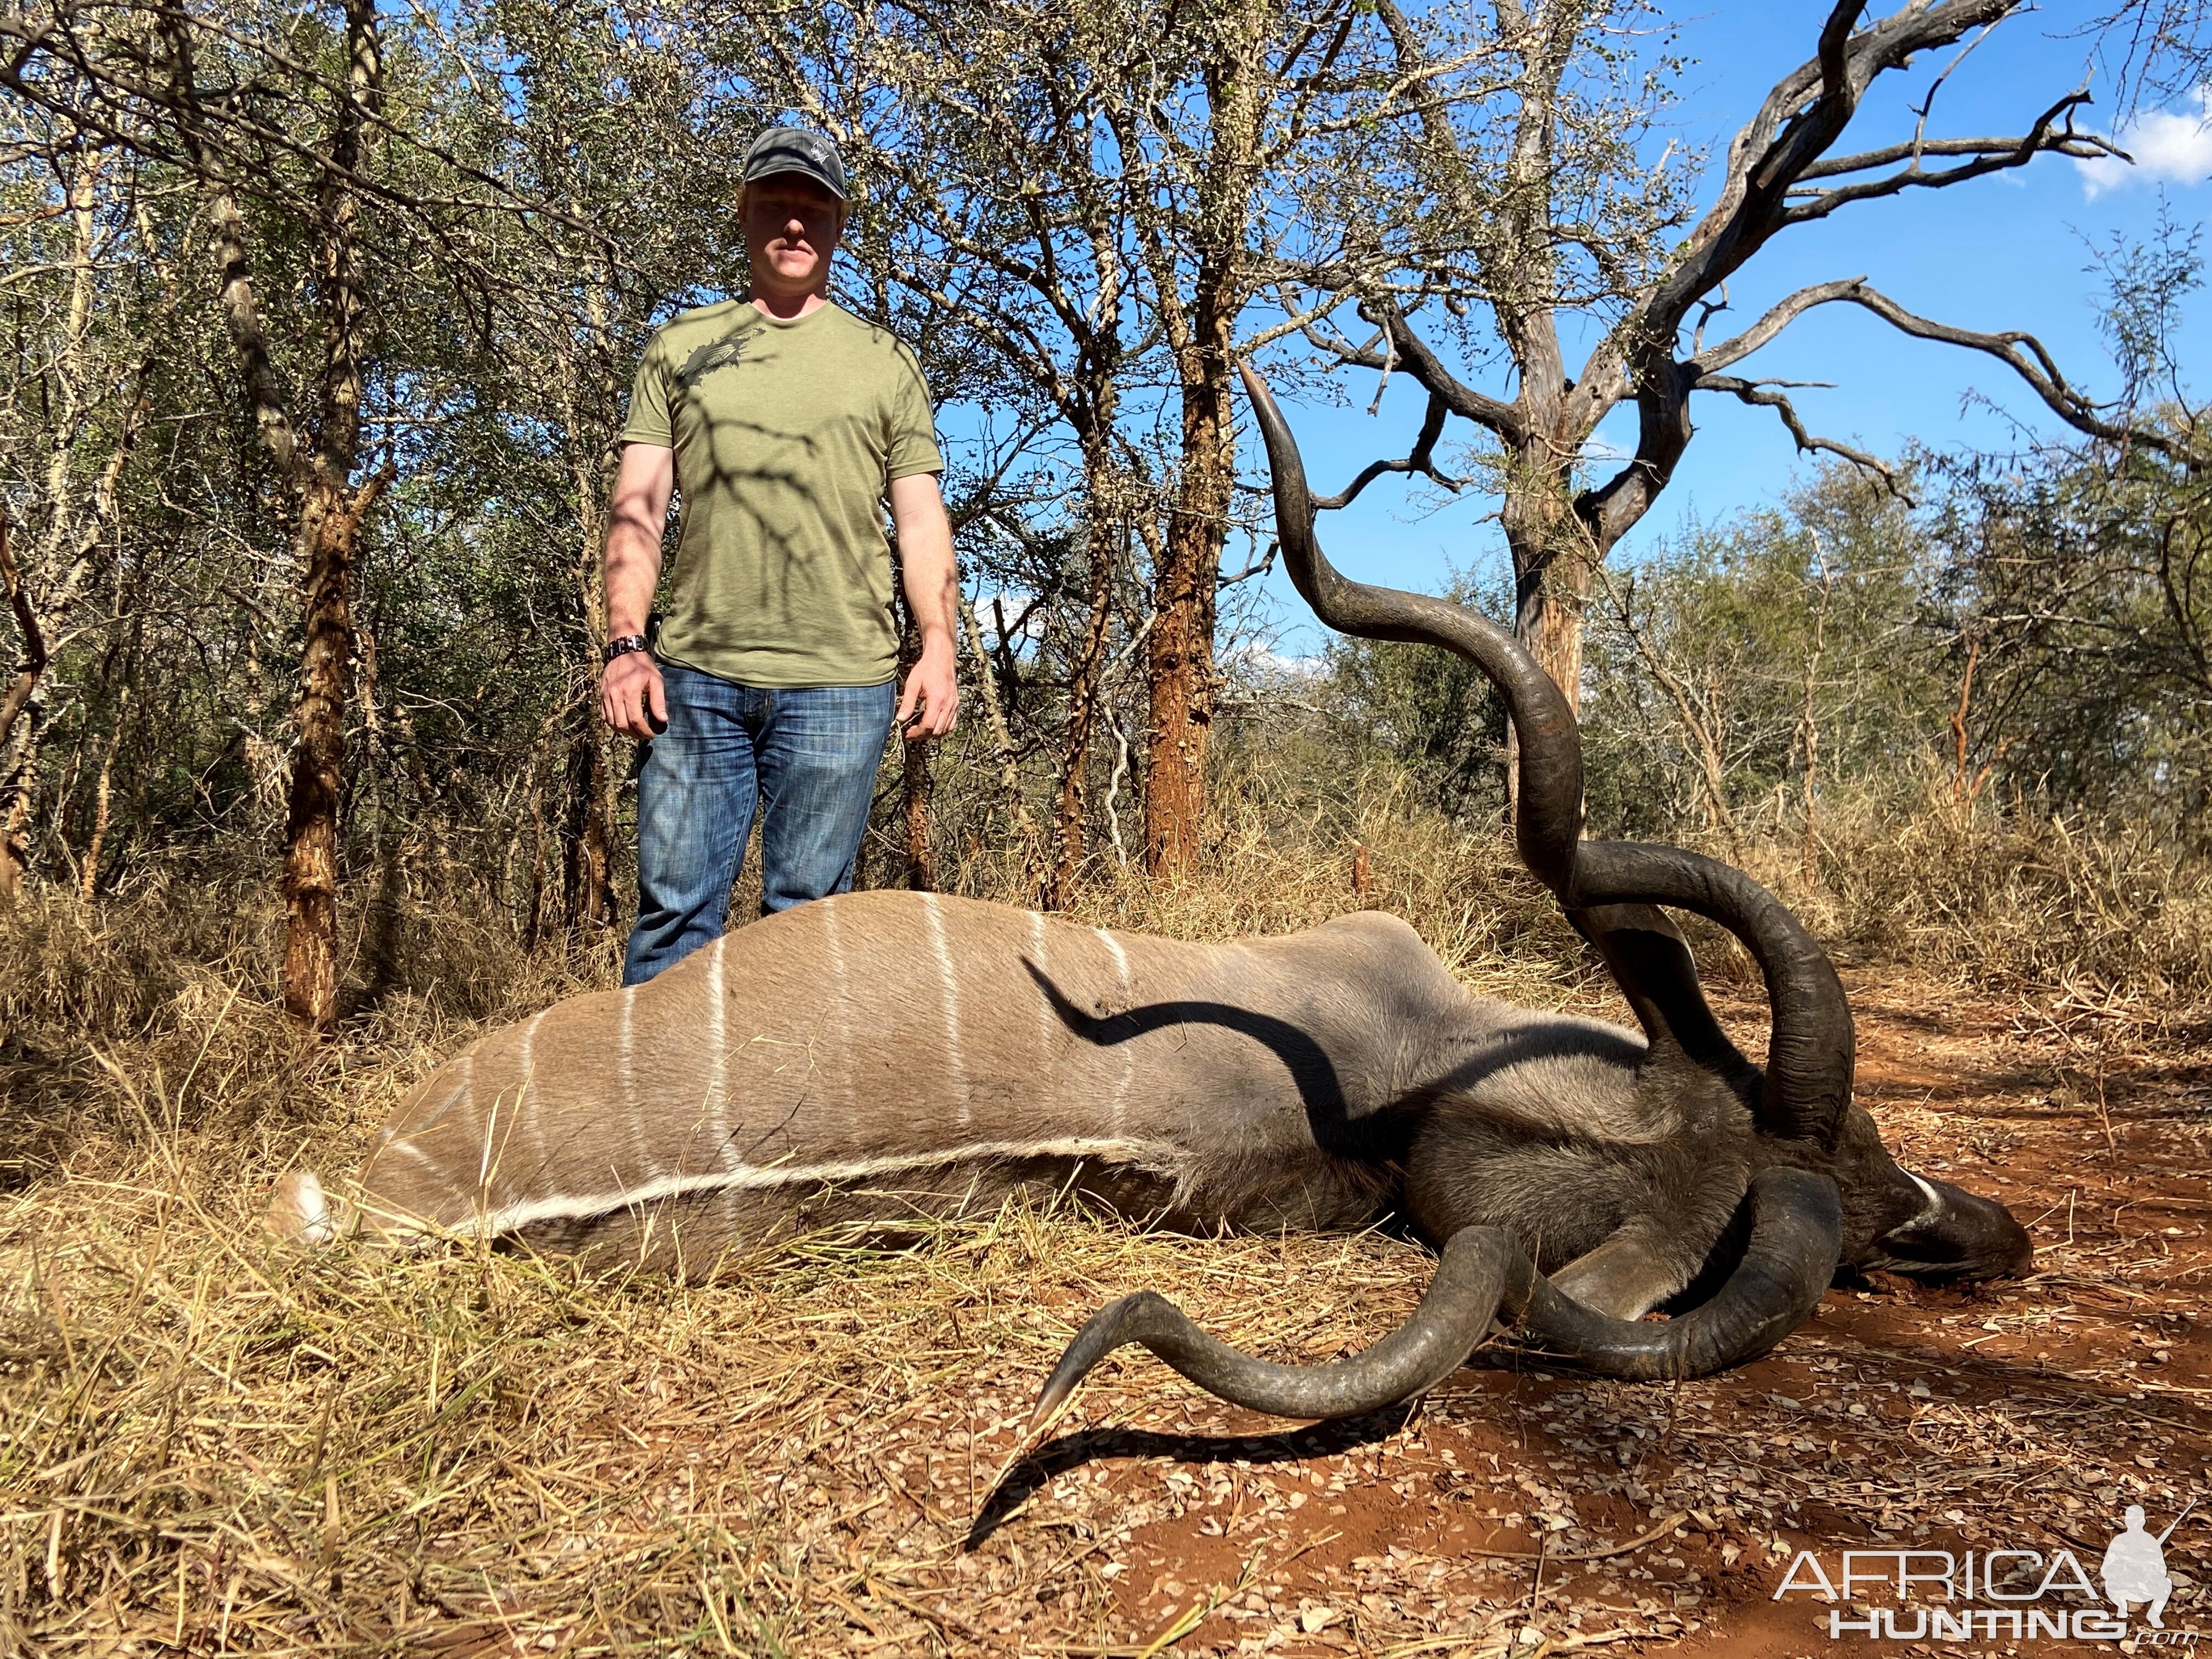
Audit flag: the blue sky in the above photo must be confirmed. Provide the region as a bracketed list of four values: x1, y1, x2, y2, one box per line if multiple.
[1240, 3, 2210, 653]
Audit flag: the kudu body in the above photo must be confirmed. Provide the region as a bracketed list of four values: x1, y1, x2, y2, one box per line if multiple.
[280, 894, 1848, 1302]
[272, 369, 2031, 1423]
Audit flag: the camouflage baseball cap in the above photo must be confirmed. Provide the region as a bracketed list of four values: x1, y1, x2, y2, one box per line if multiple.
[742, 126, 849, 202]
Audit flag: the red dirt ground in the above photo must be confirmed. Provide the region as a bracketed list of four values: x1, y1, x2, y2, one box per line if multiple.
[951, 969, 2212, 1658]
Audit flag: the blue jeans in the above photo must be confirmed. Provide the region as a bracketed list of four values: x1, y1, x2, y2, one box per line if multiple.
[625, 664, 896, 985]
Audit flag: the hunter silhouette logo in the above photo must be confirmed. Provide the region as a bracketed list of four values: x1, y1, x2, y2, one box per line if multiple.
[1774, 1499, 2198, 1641]
[2106, 1503, 2194, 1629]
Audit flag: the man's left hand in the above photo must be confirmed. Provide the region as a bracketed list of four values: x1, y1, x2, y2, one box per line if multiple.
[897, 638, 960, 739]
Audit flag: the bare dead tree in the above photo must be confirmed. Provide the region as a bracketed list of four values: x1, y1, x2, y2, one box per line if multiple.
[1305, 0, 2158, 721]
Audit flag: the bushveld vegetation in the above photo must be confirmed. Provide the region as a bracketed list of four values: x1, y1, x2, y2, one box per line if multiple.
[4, 0, 2212, 1650]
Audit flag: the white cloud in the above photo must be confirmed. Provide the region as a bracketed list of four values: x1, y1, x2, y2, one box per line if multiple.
[1220, 642, 1326, 682]
[970, 589, 1042, 644]
[2078, 86, 2212, 196]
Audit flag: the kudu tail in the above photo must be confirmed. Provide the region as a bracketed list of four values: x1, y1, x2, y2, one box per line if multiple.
[266, 1170, 354, 1248]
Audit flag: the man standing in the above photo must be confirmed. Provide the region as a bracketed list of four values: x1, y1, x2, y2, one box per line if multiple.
[600, 127, 958, 984]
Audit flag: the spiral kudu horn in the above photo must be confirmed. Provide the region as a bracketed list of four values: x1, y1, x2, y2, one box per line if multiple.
[1031, 1166, 1841, 1424]
[1026, 367, 1851, 1426]
[1239, 362, 1854, 1148]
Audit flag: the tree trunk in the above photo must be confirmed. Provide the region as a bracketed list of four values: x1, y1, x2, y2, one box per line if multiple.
[961, 595, 1037, 867]
[280, 0, 382, 1032]
[80, 687, 127, 904]
[1522, 556, 1592, 715]
[558, 278, 619, 940]
[561, 689, 614, 935]
[1503, 437, 1594, 714]
[1499, 437, 1599, 821]
[1139, 17, 1260, 877]
[0, 719, 37, 900]
[1143, 347, 1232, 876]
[892, 608, 935, 891]
[561, 499, 616, 938]
[281, 479, 366, 1028]
[0, 517, 47, 900]
[1047, 449, 1118, 909]
[902, 738, 935, 891]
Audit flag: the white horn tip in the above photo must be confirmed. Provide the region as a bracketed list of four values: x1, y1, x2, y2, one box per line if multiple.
[267, 1170, 341, 1247]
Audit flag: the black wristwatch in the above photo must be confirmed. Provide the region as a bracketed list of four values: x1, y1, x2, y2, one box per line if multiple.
[603, 634, 650, 665]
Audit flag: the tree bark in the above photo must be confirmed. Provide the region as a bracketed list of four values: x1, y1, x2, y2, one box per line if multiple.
[273, 0, 382, 1031]
[558, 276, 619, 940]
[961, 595, 1038, 867]
[561, 692, 614, 935]
[0, 518, 46, 900]
[902, 738, 936, 891]
[1047, 439, 1119, 909]
[281, 476, 373, 1028]
[1143, 370, 1228, 875]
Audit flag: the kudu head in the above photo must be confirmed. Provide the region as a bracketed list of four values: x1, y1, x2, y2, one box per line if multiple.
[1030, 368, 2028, 1428]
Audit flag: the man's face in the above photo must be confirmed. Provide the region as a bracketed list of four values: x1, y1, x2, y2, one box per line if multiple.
[742, 174, 845, 291]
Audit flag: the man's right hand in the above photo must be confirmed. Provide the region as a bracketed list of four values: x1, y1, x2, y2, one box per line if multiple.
[600, 652, 668, 741]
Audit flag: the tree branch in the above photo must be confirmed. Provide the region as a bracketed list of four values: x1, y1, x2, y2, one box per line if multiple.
[1693, 374, 1904, 490]
[1351, 299, 1524, 439]
[1837, 282, 2190, 454]
[1692, 277, 1866, 372]
[1784, 90, 2123, 221]
[1311, 391, 1466, 509]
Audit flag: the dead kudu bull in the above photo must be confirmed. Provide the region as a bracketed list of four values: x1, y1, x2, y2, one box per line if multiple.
[269, 368, 2030, 1425]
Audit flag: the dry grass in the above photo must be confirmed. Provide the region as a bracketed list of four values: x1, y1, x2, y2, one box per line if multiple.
[5, 776, 2209, 1654]
[1, 780, 1610, 1654]
[0, 1100, 1455, 1653]
[1810, 805, 2212, 1003]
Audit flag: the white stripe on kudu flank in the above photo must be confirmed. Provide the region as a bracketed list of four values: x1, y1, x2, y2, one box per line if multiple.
[469, 1137, 1175, 1238]
[706, 935, 732, 1167]
[413, 1051, 474, 1135]
[1030, 910, 1051, 1056]
[1096, 927, 1135, 1131]
[517, 1009, 550, 1163]
[618, 985, 637, 1110]
[922, 894, 970, 1126]
[618, 984, 658, 1181]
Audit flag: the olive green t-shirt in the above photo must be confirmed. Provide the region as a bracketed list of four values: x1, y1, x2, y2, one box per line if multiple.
[621, 298, 943, 687]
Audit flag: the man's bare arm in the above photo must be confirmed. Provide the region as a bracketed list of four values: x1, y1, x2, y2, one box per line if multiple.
[601, 442, 674, 740]
[889, 471, 959, 738]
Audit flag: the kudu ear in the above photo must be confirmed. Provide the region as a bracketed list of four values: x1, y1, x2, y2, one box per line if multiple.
[1574, 902, 1759, 1097]
[1237, 359, 1853, 1150]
